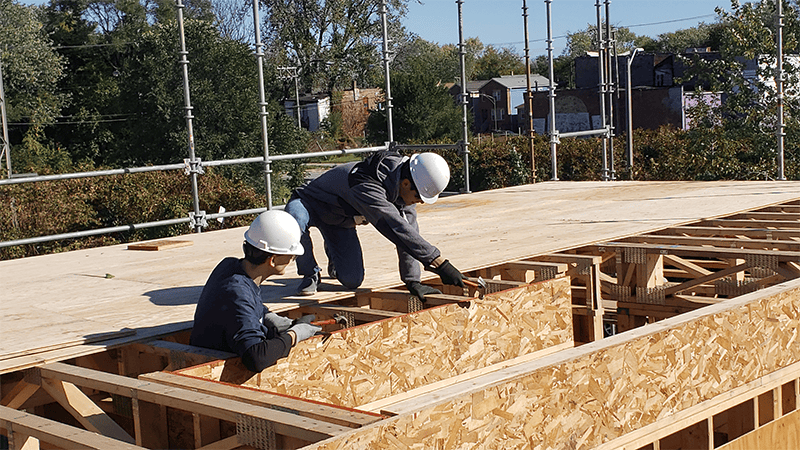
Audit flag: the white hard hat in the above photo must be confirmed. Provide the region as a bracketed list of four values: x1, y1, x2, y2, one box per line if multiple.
[244, 210, 304, 256]
[409, 153, 450, 204]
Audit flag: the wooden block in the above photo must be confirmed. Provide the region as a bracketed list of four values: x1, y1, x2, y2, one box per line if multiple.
[127, 240, 193, 251]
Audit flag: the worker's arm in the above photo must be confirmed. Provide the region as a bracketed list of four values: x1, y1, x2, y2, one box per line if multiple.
[240, 334, 293, 372]
[349, 182, 441, 268]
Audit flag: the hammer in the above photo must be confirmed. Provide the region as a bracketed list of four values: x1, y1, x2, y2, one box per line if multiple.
[310, 314, 350, 328]
[462, 276, 487, 298]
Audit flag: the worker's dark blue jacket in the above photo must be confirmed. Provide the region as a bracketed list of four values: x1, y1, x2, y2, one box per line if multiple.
[190, 257, 291, 371]
[293, 151, 441, 283]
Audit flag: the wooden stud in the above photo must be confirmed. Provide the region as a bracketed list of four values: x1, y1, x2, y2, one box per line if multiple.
[0, 381, 38, 410]
[39, 378, 135, 444]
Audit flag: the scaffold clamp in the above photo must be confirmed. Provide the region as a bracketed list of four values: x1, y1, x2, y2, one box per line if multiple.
[183, 158, 205, 175]
[189, 210, 208, 229]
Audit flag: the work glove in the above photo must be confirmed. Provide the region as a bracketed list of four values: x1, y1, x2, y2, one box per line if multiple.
[263, 312, 293, 333]
[288, 322, 321, 345]
[292, 314, 316, 325]
[406, 281, 442, 301]
[430, 260, 465, 287]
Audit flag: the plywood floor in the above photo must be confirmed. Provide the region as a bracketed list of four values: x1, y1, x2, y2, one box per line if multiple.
[2, 180, 800, 374]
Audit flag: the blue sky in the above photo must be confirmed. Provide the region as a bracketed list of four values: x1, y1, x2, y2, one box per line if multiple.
[405, 0, 731, 55]
[19, 0, 731, 56]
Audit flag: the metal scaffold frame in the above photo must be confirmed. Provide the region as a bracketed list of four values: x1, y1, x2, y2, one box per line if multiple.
[0, 0, 473, 250]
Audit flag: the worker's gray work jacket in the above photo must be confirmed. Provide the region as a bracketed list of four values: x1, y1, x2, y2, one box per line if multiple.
[293, 151, 441, 283]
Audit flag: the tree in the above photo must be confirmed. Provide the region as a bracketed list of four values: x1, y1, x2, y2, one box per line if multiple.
[564, 24, 653, 60]
[365, 68, 463, 144]
[472, 45, 525, 80]
[655, 22, 725, 53]
[0, 0, 67, 173]
[261, 0, 409, 93]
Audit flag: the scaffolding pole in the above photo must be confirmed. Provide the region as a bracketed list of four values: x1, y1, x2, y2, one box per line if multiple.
[522, 0, 535, 182]
[777, 0, 786, 180]
[457, 0, 471, 193]
[253, 0, 274, 207]
[380, 0, 394, 142]
[1, 49, 10, 178]
[176, 0, 204, 232]
[545, 0, 558, 181]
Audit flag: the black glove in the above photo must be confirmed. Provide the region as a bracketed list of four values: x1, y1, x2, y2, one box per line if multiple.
[406, 281, 442, 301]
[430, 260, 465, 287]
[292, 314, 316, 325]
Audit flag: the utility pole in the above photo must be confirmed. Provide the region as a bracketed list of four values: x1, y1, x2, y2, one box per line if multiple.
[605, 0, 615, 180]
[278, 66, 302, 129]
[522, 0, 535, 182]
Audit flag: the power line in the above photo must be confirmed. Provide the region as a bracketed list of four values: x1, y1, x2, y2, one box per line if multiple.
[487, 13, 719, 48]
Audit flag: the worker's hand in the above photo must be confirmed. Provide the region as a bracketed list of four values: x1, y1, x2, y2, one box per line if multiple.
[292, 314, 316, 325]
[430, 260, 465, 287]
[263, 312, 293, 333]
[406, 281, 442, 301]
[288, 323, 321, 344]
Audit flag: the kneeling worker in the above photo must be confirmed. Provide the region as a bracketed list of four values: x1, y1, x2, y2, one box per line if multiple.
[285, 150, 466, 300]
[190, 210, 321, 372]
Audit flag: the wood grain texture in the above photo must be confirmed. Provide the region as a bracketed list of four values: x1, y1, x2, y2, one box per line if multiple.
[303, 279, 800, 450]
[176, 277, 573, 409]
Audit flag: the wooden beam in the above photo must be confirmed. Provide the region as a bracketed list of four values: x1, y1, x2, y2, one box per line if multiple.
[196, 435, 239, 450]
[39, 378, 135, 444]
[663, 254, 712, 278]
[139, 371, 381, 429]
[664, 263, 750, 296]
[597, 241, 800, 262]
[701, 218, 800, 229]
[301, 304, 403, 322]
[625, 234, 800, 251]
[38, 362, 350, 443]
[729, 211, 800, 221]
[654, 226, 800, 240]
[130, 341, 236, 372]
[0, 405, 143, 450]
[0, 380, 39, 410]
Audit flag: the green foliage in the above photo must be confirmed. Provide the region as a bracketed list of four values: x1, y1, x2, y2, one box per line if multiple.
[263, 0, 409, 92]
[654, 22, 725, 53]
[0, 169, 264, 260]
[0, 0, 66, 162]
[472, 45, 525, 80]
[365, 69, 463, 144]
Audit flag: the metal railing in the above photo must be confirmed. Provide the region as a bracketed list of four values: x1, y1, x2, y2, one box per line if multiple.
[0, 143, 469, 249]
[1, 0, 473, 251]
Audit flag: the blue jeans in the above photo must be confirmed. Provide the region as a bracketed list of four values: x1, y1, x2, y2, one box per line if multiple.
[284, 197, 364, 289]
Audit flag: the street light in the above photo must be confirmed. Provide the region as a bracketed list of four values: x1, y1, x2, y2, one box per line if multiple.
[472, 93, 498, 132]
[626, 47, 644, 169]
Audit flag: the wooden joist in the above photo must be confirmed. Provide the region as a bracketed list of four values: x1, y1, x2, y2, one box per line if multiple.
[0, 405, 143, 450]
[654, 226, 800, 239]
[39, 377, 135, 444]
[700, 218, 800, 229]
[139, 372, 382, 428]
[624, 234, 800, 251]
[36, 362, 353, 444]
[596, 241, 800, 262]
[301, 305, 403, 322]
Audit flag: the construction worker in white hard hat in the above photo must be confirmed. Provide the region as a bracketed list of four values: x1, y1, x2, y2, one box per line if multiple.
[285, 150, 466, 300]
[190, 210, 321, 372]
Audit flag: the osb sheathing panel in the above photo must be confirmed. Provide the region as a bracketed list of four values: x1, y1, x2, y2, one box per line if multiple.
[176, 277, 572, 409]
[304, 280, 800, 449]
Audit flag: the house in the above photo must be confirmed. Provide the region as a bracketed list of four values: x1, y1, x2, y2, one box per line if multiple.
[284, 94, 331, 131]
[451, 74, 554, 134]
